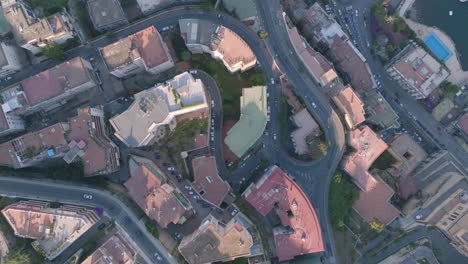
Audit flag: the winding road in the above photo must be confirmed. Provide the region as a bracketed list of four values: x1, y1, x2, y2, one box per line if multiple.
[0, 4, 346, 264]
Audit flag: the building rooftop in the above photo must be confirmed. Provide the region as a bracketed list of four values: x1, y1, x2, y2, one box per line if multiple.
[213, 26, 256, 70]
[66, 108, 120, 176]
[1, 200, 98, 259]
[243, 166, 324, 261]
[101, 26, 170, 72]
[81, 229, 140, 264]
[291, 109, 320, 155]
[387, 133, 427, 179]
[332, 85, 366, 129]
[458, 113, 468, 135]
[1, 57, 94, 112]
[2, 1, 71, 45]
[221, 0, 257, 21]
[179, 18, 218, 48]
[390, 45, 449, 98]
[330, 35, 375, 91]
[423, 188, 468, 256]
[87, 0, 127, 30]
[125, 155, 189, 228]
[0, 107, 119, 176]
[343, 126, 399, 224]
[225, 86, 267, 158]
[365, 91, 400, 129]
[0, 122, 68, 168]
[302, 3, 343, 40]
[0, 6, 11, 35]
[110, 72, 207, 147]
[178, 214, 254, 264]
[343, 126, 388, 191]
[191, 156, 231, 207]
[288, 26, 336, 86]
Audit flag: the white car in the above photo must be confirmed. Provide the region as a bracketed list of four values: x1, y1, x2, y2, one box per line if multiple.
[167, 167, 175, 171]
[273, 134, 277, 140]
[312, 102, 317, 109]
[83, 194, 93, 200]
[153, 253, 162, 261]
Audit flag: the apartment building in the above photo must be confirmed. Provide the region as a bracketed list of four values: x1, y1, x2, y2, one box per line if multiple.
[287, 26, 337, 86]
[243, 166, 324, 261]
[0, 41, 23, 78]
[87, 0, 127, 32]
[81, 226, 144, 264]
[100, 26, 174, 78]
[179, 214, 255, 264]
[343, 126, 400, 225]
[332, 85, 366, 130]
[110, 72, 208, 147]
[0, 107, 120, 176]
[0, 57, 98, 117]
[2, 0, 75, 54]
[179, 19, 257, 73]
[0, 106, 24, 137]
[125, 155, 192, 228]
[1, 200, 99, 260]
[302, 3, 375, 91]
[191, 155, 232, 208]
[422, 188, 468, 257]
[386, 44, 449, 99]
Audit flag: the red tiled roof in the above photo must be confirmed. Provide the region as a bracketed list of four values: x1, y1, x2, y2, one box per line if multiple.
[21, 57, 90, 106]
[131, 26, 169, 68]
[243, 166, 324, 261]
[67, 110, 108, 175]
[353, 178, 400, 225]
[0, 122, 68, 167]
[1, 203, 54, 239]
[343, 126, 388, 191]
[81, 233, 138, 264]
[343, 126, 400, 225]
[458, 113, 468, 135]
[191, 156, 231, 207]
[332, 85, 366, 129]
[330, 35, 374, 91]
[125, 163, 186, 228]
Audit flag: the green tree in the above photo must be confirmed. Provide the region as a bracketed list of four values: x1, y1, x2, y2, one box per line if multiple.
[371, 1, 388, 20]
[258, 30, 269, 39]
[105, 31, 116, 39]
[329, 173, 359, 229]
[370, 218, 385, 232]
[3, 249, 31, 264]
[43, 44, 64, 60]
[181, 51, 192, 61]
[145, 220, 159, 239]
[443, 82, 460, 96]
[394, 17, 408, 32]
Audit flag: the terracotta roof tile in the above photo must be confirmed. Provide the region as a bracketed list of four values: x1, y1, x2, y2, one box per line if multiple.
[243, 166, 324, 261]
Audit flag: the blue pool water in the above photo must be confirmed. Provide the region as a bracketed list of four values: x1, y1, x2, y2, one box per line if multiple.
[423, 32, 453, 62]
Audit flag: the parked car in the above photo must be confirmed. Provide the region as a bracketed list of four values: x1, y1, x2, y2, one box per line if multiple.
[83, 194, 93, 200]
[153, 253, 162, 261]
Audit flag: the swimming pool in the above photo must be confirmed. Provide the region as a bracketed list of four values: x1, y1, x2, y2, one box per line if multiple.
[423, 32, 453, 62]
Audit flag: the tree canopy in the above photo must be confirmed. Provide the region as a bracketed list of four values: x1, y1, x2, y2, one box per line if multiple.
[329, 173, 359, 229]
[43, 44, 64, 60]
